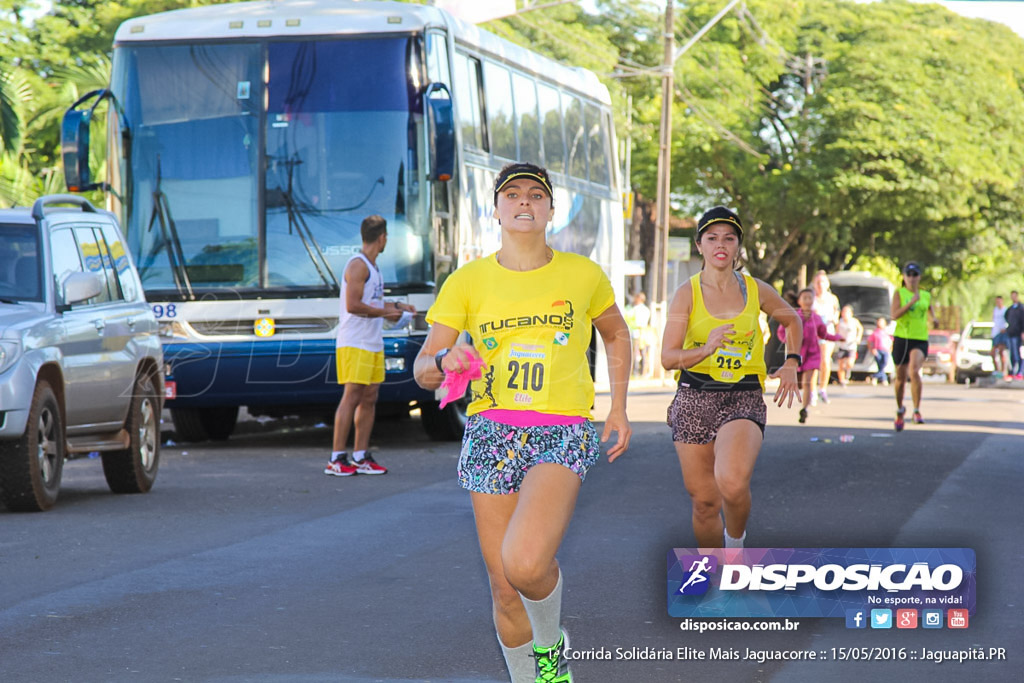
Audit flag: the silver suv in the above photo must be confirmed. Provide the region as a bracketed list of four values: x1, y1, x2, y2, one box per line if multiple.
[0, 196, 163, 511]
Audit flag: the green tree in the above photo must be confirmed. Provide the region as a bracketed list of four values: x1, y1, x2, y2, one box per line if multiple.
[0, 66, 19, 154]
[660, 0, 1024, 301]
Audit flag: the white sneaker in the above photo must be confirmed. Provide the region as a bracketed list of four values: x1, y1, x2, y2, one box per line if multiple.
[819, 389, 830, 404]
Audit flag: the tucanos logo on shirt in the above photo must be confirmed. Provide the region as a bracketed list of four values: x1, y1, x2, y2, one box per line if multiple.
[478, 299, 575, 336]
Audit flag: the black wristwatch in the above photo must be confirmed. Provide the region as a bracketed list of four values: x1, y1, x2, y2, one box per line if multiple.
[434, 348, 450, 372]
[785, 353, 802, 365]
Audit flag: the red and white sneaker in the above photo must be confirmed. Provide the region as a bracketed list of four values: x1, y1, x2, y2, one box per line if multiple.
[352, 453, 387, 475]
[324, 456, 357, 477]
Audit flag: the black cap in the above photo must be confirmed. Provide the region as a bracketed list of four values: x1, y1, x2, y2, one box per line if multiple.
[904, 261, 922, 276]
[697, 206, 743, 240]
[493, 163, 553, 205]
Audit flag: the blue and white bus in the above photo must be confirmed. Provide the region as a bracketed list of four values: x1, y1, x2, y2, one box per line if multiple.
[62, 0, 624, 442]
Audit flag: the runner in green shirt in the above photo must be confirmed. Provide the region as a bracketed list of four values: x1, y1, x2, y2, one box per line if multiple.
[889, 261, 935, 431]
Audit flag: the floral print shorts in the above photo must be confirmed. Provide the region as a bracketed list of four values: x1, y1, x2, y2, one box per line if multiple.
[458, 414, 600, 494]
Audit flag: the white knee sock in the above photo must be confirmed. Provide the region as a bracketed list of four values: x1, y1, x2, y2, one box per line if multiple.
[520, 568, 563, 649]
[725, 530, 746, 548]
[498, 637, 536, 683]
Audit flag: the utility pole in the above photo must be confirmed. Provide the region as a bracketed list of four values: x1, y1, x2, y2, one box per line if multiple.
[649, 0, 742, 379]
[651, 0, 674, 308]
[652, 0, 743, 308]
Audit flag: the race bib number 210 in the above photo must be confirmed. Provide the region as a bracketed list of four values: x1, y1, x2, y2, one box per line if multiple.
[503, 341, 551, 408]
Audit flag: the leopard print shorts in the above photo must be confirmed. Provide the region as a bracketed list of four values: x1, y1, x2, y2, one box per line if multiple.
[667, 385, 766, 444]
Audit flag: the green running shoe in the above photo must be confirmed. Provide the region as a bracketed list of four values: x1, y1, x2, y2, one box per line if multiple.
[533, 631, 571, 683]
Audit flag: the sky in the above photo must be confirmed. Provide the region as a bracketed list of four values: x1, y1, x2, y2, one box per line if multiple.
[593, 1, 1024, 38]
[928, 0, 1024, 36]
[18, 1, 1024, 38]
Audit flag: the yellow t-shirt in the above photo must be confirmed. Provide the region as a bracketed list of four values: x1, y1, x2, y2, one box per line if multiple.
[426, 250, 615, 418]
[683, 272, 767, 390]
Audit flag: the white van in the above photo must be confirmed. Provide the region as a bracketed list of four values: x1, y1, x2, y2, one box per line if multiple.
[827, 271, 896, 381]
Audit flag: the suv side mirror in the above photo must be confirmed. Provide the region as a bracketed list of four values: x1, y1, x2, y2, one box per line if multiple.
[63, 271, 103, 305]
[425, 83, 455, 182]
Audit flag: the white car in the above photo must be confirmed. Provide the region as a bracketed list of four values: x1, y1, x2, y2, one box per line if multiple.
[954, 321, 994, 384]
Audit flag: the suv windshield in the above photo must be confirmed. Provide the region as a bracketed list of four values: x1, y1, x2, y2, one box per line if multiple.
[113, 36, 429, 295]
[0, 225, 42, 302]
[968, 324, 992, 341]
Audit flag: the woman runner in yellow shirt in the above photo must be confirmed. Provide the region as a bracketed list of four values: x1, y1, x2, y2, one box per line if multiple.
[414, 162, 632, 683]
[662, 207, 802, 549]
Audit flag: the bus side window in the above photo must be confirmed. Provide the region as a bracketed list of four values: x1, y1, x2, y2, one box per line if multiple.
[564, 95, 587, 180]
[512, 72, 541, 163]
[586, 103, 609, 186]
[483, 60, 516, 160]
[538, 83, 565, 173]
[454, 52, 486, 152]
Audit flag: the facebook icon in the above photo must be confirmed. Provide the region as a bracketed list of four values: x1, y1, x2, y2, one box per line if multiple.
[845, 609, 867, 629]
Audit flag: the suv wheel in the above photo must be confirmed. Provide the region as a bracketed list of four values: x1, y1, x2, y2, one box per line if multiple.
[0, 381, 65, 511]
[102, 372, 160, 494]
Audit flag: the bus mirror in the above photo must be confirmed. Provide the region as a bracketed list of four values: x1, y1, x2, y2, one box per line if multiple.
[425, 83, 455, 182]
[62, 89, 110, 192]
[61, 109, 92, 192]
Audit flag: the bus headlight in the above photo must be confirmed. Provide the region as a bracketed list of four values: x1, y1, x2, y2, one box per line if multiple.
[384, 357, 406, 372]
[159, 320, 191, 340]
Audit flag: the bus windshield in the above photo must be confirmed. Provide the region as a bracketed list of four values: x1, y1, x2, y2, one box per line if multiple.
[831, 284, 892, 323]
[113, 36, 429, 295]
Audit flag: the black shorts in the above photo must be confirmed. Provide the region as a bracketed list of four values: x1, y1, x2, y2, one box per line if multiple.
[836, 349, 855, 360]
[892, 337, 928, 366]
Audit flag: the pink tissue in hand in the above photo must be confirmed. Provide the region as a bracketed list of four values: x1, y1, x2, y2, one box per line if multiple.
[439, 356, 486, 408]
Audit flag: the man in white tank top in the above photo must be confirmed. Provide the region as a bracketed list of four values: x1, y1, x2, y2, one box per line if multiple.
[326, 215, 416, 477]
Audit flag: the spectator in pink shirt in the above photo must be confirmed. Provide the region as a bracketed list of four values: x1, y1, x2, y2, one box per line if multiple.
[866, 317, 893, 386]
[778, 288, 843, 423]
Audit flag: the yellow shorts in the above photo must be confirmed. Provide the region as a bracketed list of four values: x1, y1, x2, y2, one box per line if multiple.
[336, 347, 385, 385]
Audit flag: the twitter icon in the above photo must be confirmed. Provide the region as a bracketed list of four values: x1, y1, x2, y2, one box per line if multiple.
[870, 609, 892, 629]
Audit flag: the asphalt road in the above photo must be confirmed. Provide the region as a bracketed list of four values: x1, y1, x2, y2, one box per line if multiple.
[1, 380, 1021, 682]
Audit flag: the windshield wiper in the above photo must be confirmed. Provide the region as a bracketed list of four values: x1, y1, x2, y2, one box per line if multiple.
[141, 157, 194, 299]
[268, 154, 339, 292]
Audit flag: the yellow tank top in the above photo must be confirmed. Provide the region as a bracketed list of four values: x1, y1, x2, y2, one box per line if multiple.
[683, 273, 767, 389]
